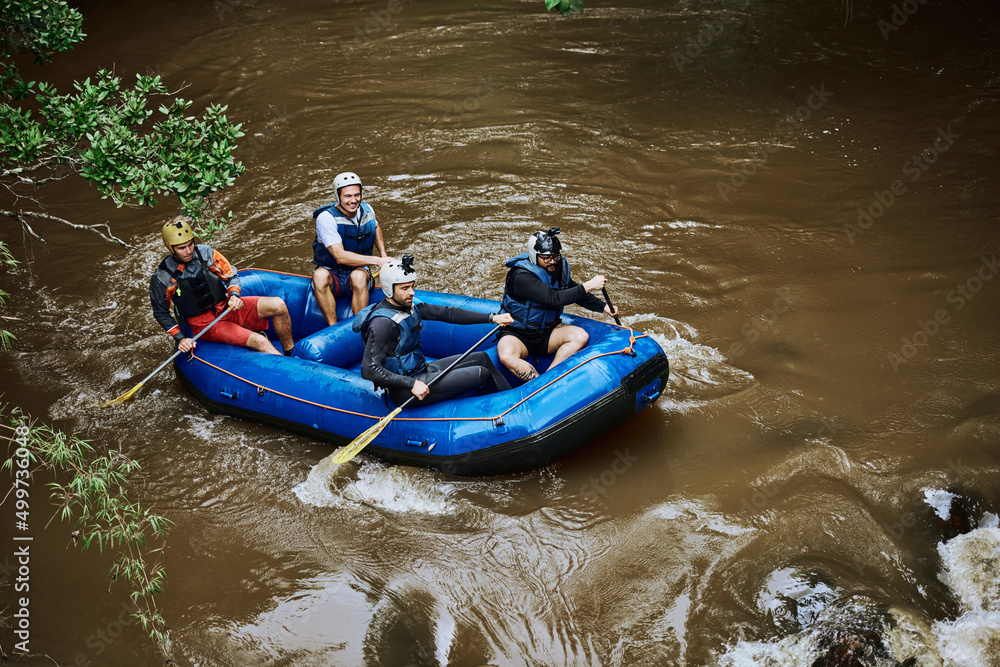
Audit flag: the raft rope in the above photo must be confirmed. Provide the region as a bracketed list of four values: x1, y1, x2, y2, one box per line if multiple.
[209, 266, 647, 422]
[187, 328, 645, 424]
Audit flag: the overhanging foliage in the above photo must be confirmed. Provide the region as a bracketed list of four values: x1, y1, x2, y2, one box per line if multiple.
[0, 0, 244, 247]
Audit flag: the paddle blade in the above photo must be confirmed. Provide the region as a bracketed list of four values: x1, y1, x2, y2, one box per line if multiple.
[101, 381, 145, 407]
[329, 407, 402, 464]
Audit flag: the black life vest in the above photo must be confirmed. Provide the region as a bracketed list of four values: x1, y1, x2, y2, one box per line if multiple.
[162, 246, 228, 319]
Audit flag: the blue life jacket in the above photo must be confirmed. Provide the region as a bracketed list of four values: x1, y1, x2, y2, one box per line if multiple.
[353, 299, 427, 378]
[312, 201, 377, 269]
[500, 253, 572, 331]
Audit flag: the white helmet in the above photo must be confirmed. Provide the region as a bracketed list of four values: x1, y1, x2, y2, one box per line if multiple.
[333, 171, 362, 200]
[381, 255, 419, 299]
[527, 227, 562, 265]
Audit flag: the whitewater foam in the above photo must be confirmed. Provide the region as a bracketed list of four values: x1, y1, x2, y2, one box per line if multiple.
[718, 524, 1000, 666]
[293, 457, 459, 516]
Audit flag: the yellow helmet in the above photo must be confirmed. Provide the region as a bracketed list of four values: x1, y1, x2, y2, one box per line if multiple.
[161, 218, 194, 250]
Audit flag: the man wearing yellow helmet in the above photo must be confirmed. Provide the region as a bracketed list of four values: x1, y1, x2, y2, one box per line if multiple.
[150, 218, 294, 355]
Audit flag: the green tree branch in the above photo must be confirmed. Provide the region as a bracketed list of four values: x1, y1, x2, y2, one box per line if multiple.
[1, 0, 243, 248]
[0, 240, 17, 348]
[2, 406, 176, 663]
[544, 0, 584, 17]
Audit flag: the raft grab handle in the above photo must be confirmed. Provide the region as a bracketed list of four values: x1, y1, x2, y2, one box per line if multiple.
[406, 436, 437, 451]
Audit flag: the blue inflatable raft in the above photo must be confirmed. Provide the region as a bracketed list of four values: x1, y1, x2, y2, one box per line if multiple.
[172, 269, 669, 476]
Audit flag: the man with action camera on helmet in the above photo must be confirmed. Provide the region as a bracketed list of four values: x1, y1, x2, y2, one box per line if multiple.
[353, 255, 514, 407]
[311, 171, 391, 325]
[497, 227, 620, 383]
[151, 218, 295, 355]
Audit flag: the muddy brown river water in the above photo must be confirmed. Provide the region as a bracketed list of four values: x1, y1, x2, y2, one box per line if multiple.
[1, 0, 999, 665]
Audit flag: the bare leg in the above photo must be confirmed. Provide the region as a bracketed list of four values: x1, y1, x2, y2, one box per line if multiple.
[497, 335, 539, 383]
[548, 323, 589, 367]
[256, 296, 294, 353]
[349, 268, 371, 315]
[246, 331, 281, 355]
[312, 267, 338, 325]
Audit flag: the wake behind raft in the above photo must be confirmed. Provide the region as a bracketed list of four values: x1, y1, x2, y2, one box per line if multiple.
[172, 269, 669, 476]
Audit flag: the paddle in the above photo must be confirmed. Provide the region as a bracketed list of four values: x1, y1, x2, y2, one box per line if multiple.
[102, 307, 231, 406]
[328, 323, 503, 465]
[601, 287, 622, 326]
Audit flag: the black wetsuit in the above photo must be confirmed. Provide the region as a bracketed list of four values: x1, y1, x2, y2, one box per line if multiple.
[359, 299, 511, 406]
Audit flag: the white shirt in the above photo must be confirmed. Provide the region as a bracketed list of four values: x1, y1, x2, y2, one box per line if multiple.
[316, 206, 379, 248]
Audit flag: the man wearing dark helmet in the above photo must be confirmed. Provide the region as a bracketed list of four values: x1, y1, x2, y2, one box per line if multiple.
[497, 228, 620, 383]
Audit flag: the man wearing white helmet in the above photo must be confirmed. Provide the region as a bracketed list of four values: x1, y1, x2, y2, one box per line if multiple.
[353, 256, 515, 407]
[497, 227, 619, 383]
[150, 218, 295, 355]
[312, 171, 391, 325]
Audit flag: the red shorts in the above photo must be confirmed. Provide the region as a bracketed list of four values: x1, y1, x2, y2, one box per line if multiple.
[187, 297, 269, 347]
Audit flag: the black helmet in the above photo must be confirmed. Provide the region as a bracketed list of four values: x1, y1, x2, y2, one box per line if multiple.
[527, 227, 562, 265]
